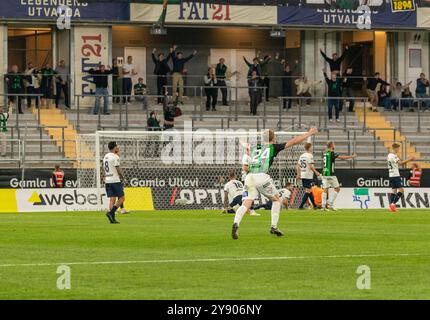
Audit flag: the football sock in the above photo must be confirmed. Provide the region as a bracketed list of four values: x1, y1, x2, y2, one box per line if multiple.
[234, 206, 247, 226]
[308, 193, 317, 207]
[389, 193, 396, 204]
[394, 192, 403, 204]
[120, 204, 124, 209]
[331, 191, 339, 206]
[299, 192, 310, 208]
[322, 192, 328, 208]
[271, 201, 281, 228]
[109, 205, 118, 216]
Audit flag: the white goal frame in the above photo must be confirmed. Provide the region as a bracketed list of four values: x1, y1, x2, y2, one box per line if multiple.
[83, 130, 313, 211]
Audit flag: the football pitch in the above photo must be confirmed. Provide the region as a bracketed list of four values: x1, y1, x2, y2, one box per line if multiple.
[0, 210, 429, 300]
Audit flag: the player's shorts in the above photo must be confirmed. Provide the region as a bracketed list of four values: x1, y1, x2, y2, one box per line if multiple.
[105, 182, 124, 198]
[389, 176, 403, 189]
[322, 176, 340, 189]
[229, 195, 243, 207]
[301, 178, 313, 189]
[243, 173, 279, 201]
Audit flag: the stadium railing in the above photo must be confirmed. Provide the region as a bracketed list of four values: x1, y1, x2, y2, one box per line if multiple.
[190, 114, 296, 131]
[0, 125, 75, 168]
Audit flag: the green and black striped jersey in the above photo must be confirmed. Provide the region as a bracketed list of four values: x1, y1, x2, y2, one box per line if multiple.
[248, 144, 285, 174]
[322, 150, 339, 176]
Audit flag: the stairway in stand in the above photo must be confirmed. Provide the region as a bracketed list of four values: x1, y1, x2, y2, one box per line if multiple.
[355, 106, 429, 168]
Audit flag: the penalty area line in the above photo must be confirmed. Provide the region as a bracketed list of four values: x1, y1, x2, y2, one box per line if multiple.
[0, 252, 428, 268]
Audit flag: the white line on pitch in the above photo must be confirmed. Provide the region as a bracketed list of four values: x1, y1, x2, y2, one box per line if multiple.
[0, 253, 427, 268]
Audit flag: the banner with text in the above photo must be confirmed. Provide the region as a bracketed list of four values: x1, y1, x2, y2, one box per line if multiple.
[0, 188, 153, 213]
[73, 26, 110, 107]
[278, 0, 417, 29]
[0, 0, 129, 21]
[131, 2, 277, 25]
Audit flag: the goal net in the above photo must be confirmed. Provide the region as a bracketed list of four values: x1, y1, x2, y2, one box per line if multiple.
[77, 130, 312, 211]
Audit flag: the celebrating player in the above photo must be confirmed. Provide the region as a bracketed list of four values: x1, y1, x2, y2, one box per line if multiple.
[321, 141, 357, 211]
[231, 127, 318, 240]
[297, 142, 321, 210]
[103, 141, 126, 224]
[387, 143, 415, 212]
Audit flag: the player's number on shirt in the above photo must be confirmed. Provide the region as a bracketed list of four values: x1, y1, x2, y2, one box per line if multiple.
[299, 159, 307, 169]
[251, 148, 270, 166]
[104, 161, 110, 173]
[233, 182, 243, 189]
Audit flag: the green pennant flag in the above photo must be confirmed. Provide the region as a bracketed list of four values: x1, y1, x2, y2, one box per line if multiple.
[157, 0, 168, 26]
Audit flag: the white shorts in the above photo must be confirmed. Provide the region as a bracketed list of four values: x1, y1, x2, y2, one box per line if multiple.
[243, 173, 279, 201]
[322, 176, 340, 189]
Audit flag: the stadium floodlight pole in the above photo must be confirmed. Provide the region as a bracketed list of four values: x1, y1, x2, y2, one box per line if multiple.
[95, 131, 102, 211]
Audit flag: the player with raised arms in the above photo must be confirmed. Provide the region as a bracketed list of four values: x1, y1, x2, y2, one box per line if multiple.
[297, 142, 321, 210]
[103, 141, 126, 224]
[231, 127, 318, 240]
[387, 143, 415, 212]
[321, 141, 357, 211]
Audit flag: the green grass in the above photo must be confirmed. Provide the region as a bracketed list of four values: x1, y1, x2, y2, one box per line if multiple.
[0, 209, 430, 300]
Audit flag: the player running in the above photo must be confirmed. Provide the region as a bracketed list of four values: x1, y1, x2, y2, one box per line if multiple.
[103, 141, 126, 224]
[297, 142, 321, 210]
[387, 143, 415, 212]
[232, 127, 318, 240]
[321, 141, 357, 211]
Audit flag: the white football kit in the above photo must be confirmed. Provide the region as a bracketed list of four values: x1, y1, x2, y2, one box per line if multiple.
[298, 152, 315, 179]
[224, 180, 244, 203]
[103, 152, 121, 184]
[387, 152, 400, 178]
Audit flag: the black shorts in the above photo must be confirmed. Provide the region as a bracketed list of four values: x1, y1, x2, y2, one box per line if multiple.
[302, 178, 313, 189]
[229, 195, 243, 207]
[105, 182, 124, 198]
[389, 177, 403, 189]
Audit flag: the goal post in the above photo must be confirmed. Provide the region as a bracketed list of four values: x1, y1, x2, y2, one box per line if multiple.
[77, 130, 313, 211]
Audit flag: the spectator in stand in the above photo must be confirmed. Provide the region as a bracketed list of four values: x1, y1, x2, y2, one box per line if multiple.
[294, 76, 322, 106]
[112, 58, 121, 104]
[152, 48, 171, 104]
[364, 72, 390, 112]
[257, 52, 272, 102]
[5, 65, 25, 114]
[243, 56, 263, 78]
[24, 62, 40, 109]
[281, 59, 299, 110]
[171, 45, 197, 104]
[390, 81, 412, 111]
[163, 102, 176, 130]
[55, 60, 70, 109]
[408, 163, 422, 187]
[147, 111, 162, 131]
[402, 86, 414, 111]
[320, 46, 349, 74]
[204, 67, 218, 111]
[415, 73, 430, 110]
[52, 165, 65, 188]
[40, 63, 56, 108]
[215, 58, 229, 106]
[134, 77, 149, 109]
[377, 84, 391, 110]
[88, 65, 113, 115]
[248, 70, 263, 116]
[0, 106, 9, 157]
[323, 70, 343, 122]
[122, 56, 138, 103]
[342, 67, 355, 112]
